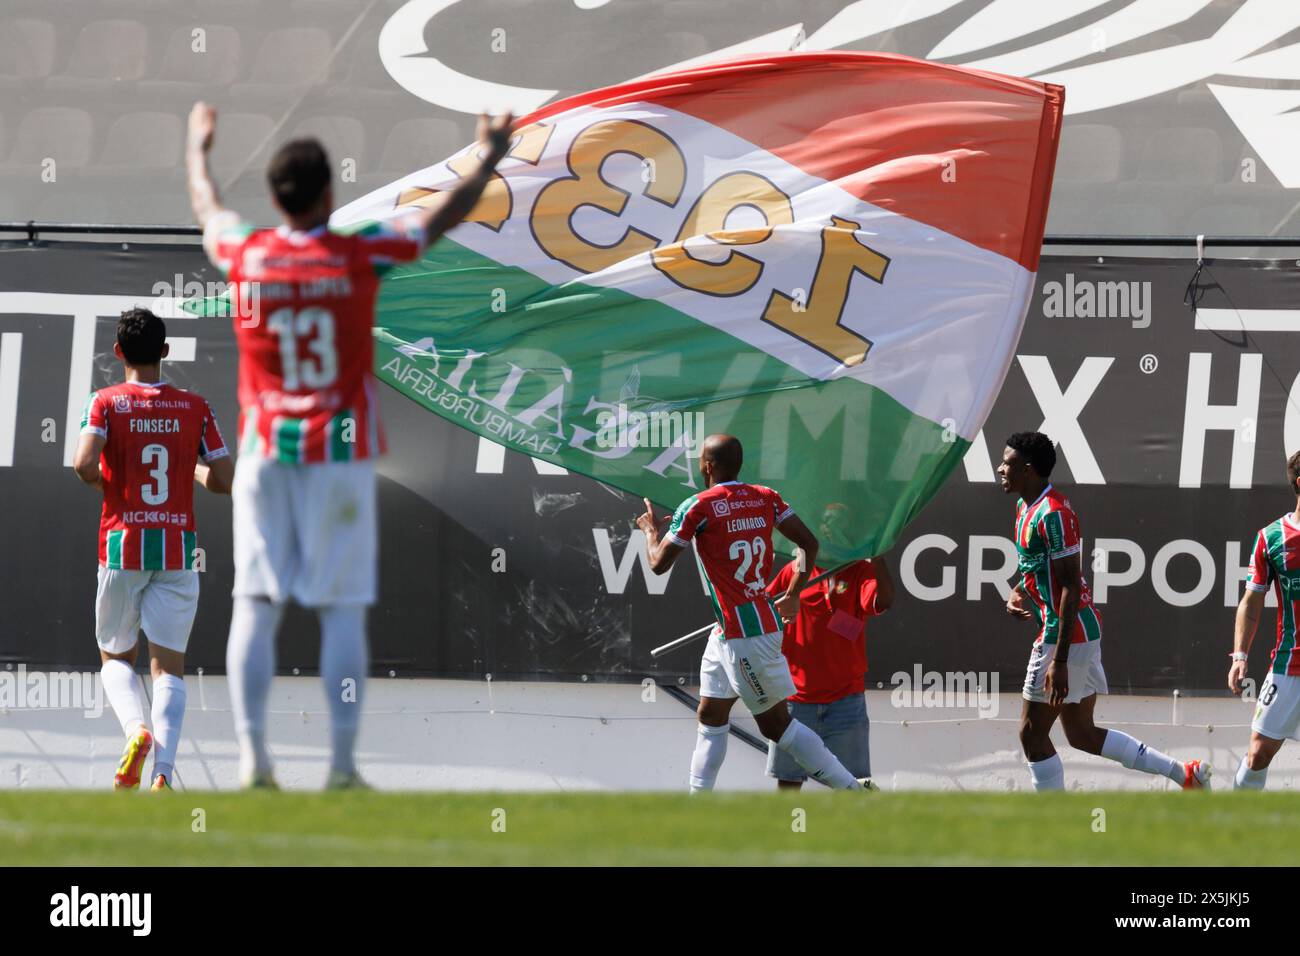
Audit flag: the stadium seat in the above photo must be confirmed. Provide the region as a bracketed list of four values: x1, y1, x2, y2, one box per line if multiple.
[291, 115, 368, 169]
[207, 111, 276, 179]
[247, 27, 332, 85]
[377, 118, 467, 176]
[1135, 126, 1224, 186]
[228, 27, 334, 108]
[319, 25, 407, 116]
[5, 106, 95, 168]
[138, 24, 244, 96]
[94, 111, 184, 169]
[1049, 187, 1172, 236]
[1054, 124, 1123, 184]
[0, 18, 57, 89]
[45, 19, 152, 91]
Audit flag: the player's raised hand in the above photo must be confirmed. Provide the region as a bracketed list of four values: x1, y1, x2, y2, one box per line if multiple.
[188, 102, 217, 154]
[1228, 658, 1248, 695]
[476, 110, 515, 167]
[636, 497, 668, 539]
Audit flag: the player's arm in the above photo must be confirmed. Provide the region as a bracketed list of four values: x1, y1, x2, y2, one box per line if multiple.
[1044, 553, 1082, 706]
[195, 454, 234, 496]
[186, 102, 227, 229]
[774, 513, 819, 621]
[416, 112, 515, 248]
[72, 432, 106, 489]
[1006, 579, 1033, 620]
[637, 497, 681, 574]
[1230, 587, 1266, 695]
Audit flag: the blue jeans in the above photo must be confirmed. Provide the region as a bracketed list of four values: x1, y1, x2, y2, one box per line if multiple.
[766, 693, 871, 783]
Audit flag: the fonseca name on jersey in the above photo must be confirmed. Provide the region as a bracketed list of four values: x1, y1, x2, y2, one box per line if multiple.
[128, 417, 183, 433]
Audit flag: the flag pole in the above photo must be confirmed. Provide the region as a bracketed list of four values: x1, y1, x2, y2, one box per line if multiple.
[648, 555, 863, 659]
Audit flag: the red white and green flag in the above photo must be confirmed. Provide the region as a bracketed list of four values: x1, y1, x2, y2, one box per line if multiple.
[333, 52, 1063, 563]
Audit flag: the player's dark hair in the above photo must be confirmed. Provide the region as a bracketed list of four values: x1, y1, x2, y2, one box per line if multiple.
[267, 138, 331, 215]
[1287, 449, 1300, 496]
[703, 434, 743, 479]
[117, 308, 166, 366]
[1006, 431, 1056, 478]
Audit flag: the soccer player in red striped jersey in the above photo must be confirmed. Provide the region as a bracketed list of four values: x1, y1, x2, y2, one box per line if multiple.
[638, 435, 870, 792]
[186, 101, 514, 788]
[1228, 450, 1300, 789]
[1000, 431, 1210, 791]
[73, 309, 233, 791]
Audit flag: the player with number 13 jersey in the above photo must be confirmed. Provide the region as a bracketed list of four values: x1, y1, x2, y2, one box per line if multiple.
[187, 100, 516, 787]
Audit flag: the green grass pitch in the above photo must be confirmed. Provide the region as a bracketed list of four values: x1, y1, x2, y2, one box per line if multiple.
[0, 789, 1293, 866]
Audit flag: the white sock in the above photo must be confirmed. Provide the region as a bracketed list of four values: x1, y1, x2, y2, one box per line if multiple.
[1101, 729, 1184, 783]
[319, 605, 367, 777]
[1234, 756, 1268, 790]
[100, 659, 147, 737]
[226, 596, 283, 781]
[1028, 753, 1065, 790]
[689, 722, 729, 792]
[150, 674, 186, 785]
[776, 718, 862, 789]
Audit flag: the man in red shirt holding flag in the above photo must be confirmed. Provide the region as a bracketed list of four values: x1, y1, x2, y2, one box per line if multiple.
[765, 504, 894, 789]
[186, 101, 514, 788]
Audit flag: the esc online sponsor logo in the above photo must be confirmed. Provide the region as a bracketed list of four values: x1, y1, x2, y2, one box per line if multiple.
[0, 665, 103, 718]
[50, 887, 151, 936]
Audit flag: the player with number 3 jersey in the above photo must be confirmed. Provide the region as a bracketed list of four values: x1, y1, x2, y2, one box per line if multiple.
[186, 100, 515, 789]
[74, 309, 233, 792]
[638, 434, 871, 793]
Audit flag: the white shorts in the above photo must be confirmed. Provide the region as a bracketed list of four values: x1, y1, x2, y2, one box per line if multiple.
[1252, 673, 1300, 741]
[699, 628, 797, 716]
[95, 567, 200, 655]
[1022, 639, 1108, 705]
[233, 455, 377, 607]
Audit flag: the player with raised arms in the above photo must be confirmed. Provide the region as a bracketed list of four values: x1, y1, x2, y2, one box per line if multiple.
[1228, 450, 1300, 789]
[1000, 430, 1210, 791]
[186, 101, 514, 788]
[638, 434, 871, 792]
[74, 308, 234, 790]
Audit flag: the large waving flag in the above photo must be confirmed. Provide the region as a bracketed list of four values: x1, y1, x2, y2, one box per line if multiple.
[334, 52, 1063, 563]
